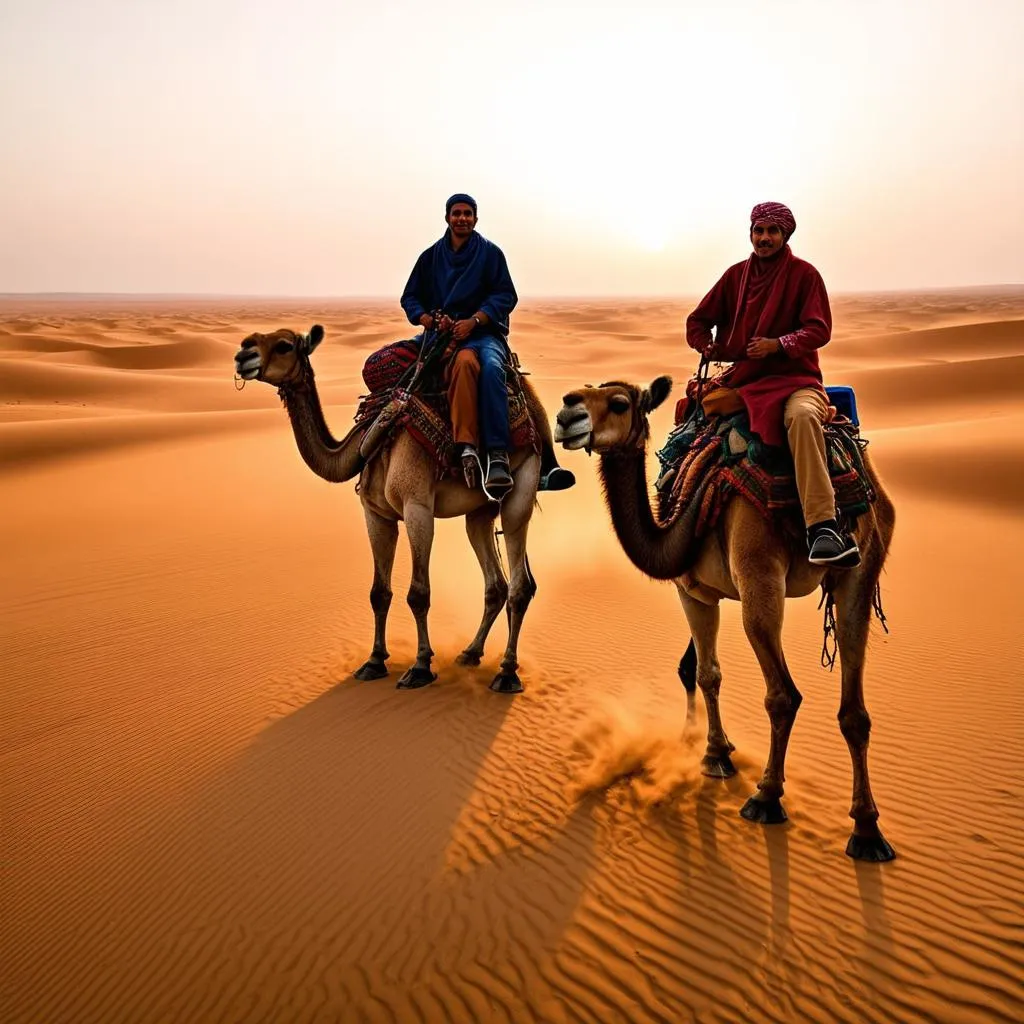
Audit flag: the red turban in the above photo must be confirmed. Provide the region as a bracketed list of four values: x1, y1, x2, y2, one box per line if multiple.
[750, 201, 796, 239]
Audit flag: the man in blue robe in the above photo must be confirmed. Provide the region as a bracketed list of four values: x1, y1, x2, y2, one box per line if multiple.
[400, 193, 521, 499]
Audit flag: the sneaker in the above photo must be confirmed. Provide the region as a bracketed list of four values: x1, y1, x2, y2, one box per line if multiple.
[539, 466, 576, 492]
[460, 443, 482, 491]
[483, 449, 514, 502]
[807, 521, 861, 567]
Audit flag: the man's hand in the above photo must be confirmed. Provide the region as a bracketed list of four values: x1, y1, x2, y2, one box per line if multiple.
[747, 337, 782, 359]
[451, 318, 477, 342]
[435, 314, 455, 333]
[418, 313, 435, 330]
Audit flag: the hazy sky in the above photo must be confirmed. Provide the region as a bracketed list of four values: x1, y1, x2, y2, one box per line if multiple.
[2, 0, 1022, 295]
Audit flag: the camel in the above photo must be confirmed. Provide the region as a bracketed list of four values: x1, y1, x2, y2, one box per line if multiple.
[554, 375, 897, 861]
[234, 324, 552, 694]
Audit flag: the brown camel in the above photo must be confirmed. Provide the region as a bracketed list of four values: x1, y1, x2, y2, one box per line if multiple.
[234, 324, 549, 693]
[554, 375, 897, 861]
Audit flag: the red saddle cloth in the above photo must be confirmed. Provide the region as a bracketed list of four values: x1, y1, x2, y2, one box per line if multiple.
[356, 339, 538, 478]
[361, 339, 419, 393]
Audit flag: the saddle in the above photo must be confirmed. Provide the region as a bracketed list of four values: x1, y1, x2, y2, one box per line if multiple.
[655, 385, 874, 546]
[355, 337, 538, 479]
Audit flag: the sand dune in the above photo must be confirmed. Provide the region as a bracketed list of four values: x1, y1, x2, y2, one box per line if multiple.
[2, 290, 1023, 1023]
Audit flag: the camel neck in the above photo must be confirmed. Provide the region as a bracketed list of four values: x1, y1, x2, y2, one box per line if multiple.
[279, 369, 365, 483]
[597, 448, 701, 581]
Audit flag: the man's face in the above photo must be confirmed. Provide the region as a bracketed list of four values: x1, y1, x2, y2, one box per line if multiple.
[751, 220, 785, 258]
[447, 203, 477, 238]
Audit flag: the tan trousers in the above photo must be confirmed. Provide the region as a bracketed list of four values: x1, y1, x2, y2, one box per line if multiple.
[783, 387, 836, 527]
[447, 348, 480, 446]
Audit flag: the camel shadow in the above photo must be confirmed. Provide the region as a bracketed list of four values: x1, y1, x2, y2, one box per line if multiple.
[71, 657, 521, 1017]
[853, 858, 896, 1005]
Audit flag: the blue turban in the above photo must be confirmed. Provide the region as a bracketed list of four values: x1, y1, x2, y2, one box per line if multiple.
[446, 193, 477, 217]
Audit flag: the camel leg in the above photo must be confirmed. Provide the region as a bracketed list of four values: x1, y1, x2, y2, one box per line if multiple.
[677, 638, 697, 693]
[354, 508, 399, 681]
[832, 567, 897, 861]
[739, 579, 802, 825]
[456, 507, 508, 666]
[490, 459, 540, 694]
[678, 589, 735, 778]
[396, 499, 438, 690]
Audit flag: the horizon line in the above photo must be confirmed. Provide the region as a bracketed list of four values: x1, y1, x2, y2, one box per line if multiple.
[2, 283, 1023, 302]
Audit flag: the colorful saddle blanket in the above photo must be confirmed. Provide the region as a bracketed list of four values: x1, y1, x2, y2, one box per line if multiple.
[355, 339, 538, 479]
[654, 409, 875, 539]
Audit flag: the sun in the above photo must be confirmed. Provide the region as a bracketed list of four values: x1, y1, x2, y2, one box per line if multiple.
[631, 226, 669, 253]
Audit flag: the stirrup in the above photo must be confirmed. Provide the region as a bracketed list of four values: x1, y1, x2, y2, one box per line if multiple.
[482, 452, 514, 503]
[460, 445, 482, 491]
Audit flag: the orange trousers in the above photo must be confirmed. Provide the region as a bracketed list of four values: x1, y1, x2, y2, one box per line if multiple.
[447, 348, 480, 446]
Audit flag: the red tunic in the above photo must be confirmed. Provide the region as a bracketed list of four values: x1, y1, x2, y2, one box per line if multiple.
[685, 246, 831, 447]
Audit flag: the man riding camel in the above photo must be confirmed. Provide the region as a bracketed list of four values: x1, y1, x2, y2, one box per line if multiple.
[685, 201, 860, 567]
[400, 193, 573, 501]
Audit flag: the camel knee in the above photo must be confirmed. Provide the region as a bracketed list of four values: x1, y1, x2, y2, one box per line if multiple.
[507, 581, 534, 617]
[370, 584, 392, 615]
[697, 663, 722, 698]
[407, 582, 430, 616]
[485, 579, 509, 612]
[839, 706, 871, 747]
[765, 688, 802, 722]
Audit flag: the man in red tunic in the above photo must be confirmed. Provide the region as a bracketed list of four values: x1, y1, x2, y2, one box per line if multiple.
[685, 201, 859, 566]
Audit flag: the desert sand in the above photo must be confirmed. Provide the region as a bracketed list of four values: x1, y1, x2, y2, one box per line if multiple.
[2, 289, 1023, 1023]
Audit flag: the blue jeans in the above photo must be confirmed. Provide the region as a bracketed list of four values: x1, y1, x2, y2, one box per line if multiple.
[458, 333, 510, 452]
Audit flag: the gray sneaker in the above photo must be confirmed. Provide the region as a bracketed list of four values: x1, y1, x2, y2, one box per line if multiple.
[483, 450, 513, 502]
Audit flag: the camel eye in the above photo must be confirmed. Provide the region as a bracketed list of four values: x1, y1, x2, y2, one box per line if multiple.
[273, 340, 295, 356]
[609, 396, 630, 414]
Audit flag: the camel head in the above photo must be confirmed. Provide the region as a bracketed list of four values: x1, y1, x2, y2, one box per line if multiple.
[554, 376, 673, 454]
[234, 324, 325, 386]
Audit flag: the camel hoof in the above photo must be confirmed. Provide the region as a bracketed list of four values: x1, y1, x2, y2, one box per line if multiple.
[701, 754, 737, 779]
[489, 671, 523, 695]
[455, 650, 482, 666]
[846, 831, 897, 862]
[740, 795, 788, 824]
[354, 661, 388, 681]
[678, 641, 697, 693]
[396, 667, 437, 690]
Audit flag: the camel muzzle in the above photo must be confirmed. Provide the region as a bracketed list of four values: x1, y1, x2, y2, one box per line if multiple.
[234, 348, 263, 381]
[554, 405, 592, 450]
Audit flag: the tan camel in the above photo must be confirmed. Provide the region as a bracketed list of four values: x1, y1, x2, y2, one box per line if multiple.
[554, 375, 897, 861]
[234, 324, 549, 693]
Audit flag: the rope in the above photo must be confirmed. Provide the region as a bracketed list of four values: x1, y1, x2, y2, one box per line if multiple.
[693, 350, 712, 427]
[818, 584, 839, 671]
[494, 528, 507, 578]
[819, 578, 891, 673]
[872, 581, 890, 633]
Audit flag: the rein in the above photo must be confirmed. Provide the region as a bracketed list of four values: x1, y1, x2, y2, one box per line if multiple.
[693, 350, 712, 427]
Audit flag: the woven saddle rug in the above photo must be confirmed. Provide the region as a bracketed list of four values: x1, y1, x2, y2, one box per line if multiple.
[355, 338, 538, 480]
[654, 410, 876, 539]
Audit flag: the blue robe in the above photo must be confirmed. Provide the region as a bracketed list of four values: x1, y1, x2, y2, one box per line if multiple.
[400, 230, 518, 337]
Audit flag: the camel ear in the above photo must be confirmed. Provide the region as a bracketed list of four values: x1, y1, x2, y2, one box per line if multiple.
[641, 375, 673, 413]
[302, 324, 325, 353]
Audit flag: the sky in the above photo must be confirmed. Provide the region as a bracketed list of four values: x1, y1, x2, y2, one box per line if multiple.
[1, 0, 1022, 296]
